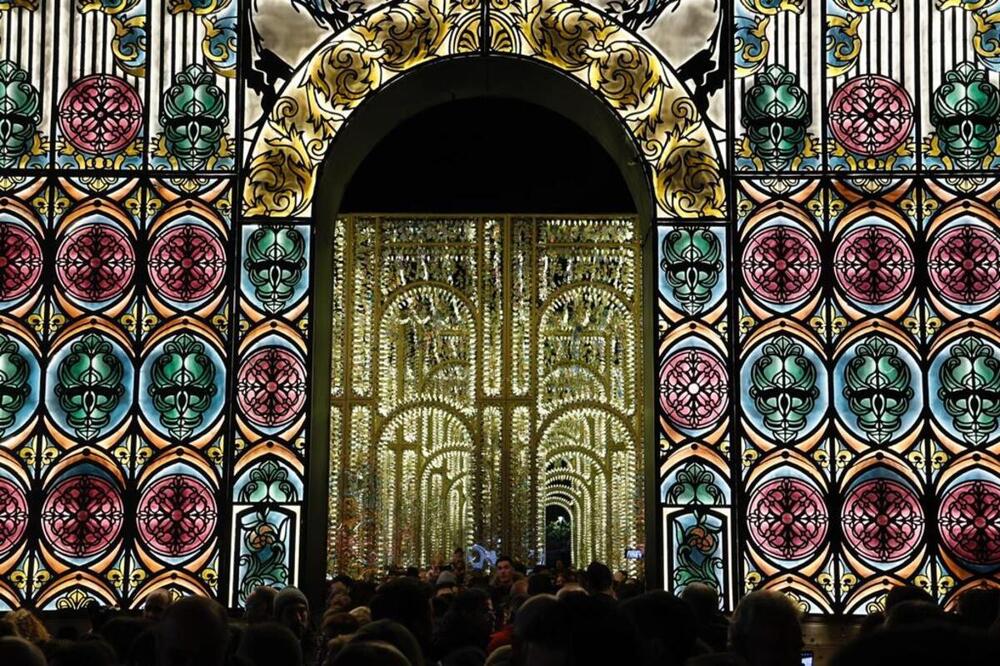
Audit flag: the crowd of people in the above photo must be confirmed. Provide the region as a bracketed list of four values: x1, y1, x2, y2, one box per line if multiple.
[0, 553, 999, 666]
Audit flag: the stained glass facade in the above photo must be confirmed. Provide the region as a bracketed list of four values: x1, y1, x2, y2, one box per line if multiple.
[731, 0, 1000, 613]
[0, 0, 996, 614]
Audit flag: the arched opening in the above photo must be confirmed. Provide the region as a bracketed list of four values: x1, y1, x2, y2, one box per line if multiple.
[340, 98, 634, 213]
[544, 504, 572, 568]
[307, 56, 659, 602]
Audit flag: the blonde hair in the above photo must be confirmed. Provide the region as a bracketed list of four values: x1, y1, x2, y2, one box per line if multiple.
[5, 609, 50, 645]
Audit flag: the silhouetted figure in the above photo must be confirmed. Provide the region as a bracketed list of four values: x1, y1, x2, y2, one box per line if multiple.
[352, 619, 424, 666]
[561, 592, 637, 666]
[350, 581, 377, 610]
[728, 591, 803, 666]
[682, 583, 730, 652]
[617, 581, 643, 602]
[432, 588, 493, 659]
[275, 586, 316, 664]
[0, 619, 16, 637]
[153, 595, 229, 666]
[5, 609, 50, 646]
[831, 622, 1000, 666]
[485, 644, 512, 666]
[143, 591, 173, 622]
[321, 611, 359, 643]
[584, 562, 615, 600]
[620, 590, 700, 666]
[331, 640, 411, 666]
[957, 587, 1000, 630]
[885, 600, 946, 628]
[47, 638, 117, 666]
[98, 616, 152, 665]
[885, 584, 934, 611]
[370, 578, 434, 658]
[511, 595, 569, 666]
[317, 612, 360, 665]
[236, 621, 303, 666]
[441, 645, 486, 665]
[526, 573, 555, 597]
[0, 636, 46, 666]
[244, 586, 277, 624]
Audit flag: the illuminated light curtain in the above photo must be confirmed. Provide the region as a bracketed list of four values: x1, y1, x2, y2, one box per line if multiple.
[733, 0, 1000, 614]
[0, 0, 238, 610]
[328, 216, 645, 575]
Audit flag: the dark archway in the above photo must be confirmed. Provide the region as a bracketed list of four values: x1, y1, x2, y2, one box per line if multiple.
[307, 56, 659, 607]
[340, 98, 634, 213]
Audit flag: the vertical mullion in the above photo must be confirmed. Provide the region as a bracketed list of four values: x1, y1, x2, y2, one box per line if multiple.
[724, 0, 741, 610]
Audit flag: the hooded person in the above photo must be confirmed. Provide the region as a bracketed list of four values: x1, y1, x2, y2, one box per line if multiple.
[274, 586, 318, 665]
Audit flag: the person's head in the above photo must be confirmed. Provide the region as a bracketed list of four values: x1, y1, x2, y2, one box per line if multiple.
[328, 575, 354, 601]
[144, 590, 173, 622]
[0, 636, 46, 666]
[350, 581, 376, 606]
[353, 619, 424, 666]
[485, 644, 512, 666]
[328, 592, 352, 613]
[349, 606, 372, 626]
[322, 611, 360, 641]
[555, 582, 585, 599]
[496, 557, 514, 585]
[527, 573, 554, 597]
[435, 571, 458, 597]
[441, 646, 487, 665]
[616, 581, 643, 602]
[332, 640, 411, 666]
[832, 622, 1000, 666]
[86, 600, 114, 633]
[584, 562, 613, 595]
[681, 582, 721, 620]
[369, 578, 433, 654]
[274, 586, 310, 638]
[322, 635, 352, 666]
[236, 621, 303, 666]
[47, 639, 117, 666]
[155, 595, 230, 666]
[244, 586, 277, 624]
[5, 609, 49, 644]
[884, 600, 945, 628]
[957, 587, 1000, 630]
[97, 616, 152, 664]
[620, 591, 698, 666]
[438, 588, 494, 653]
[885, 584, 934, 611]
[452, 548, 465, 565]
[558, 592, 637, 665]
[512, 595, 570, 666]
[728, 591, 803, 666]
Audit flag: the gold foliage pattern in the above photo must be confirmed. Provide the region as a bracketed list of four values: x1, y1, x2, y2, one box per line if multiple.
[243, 0, 725, 220]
